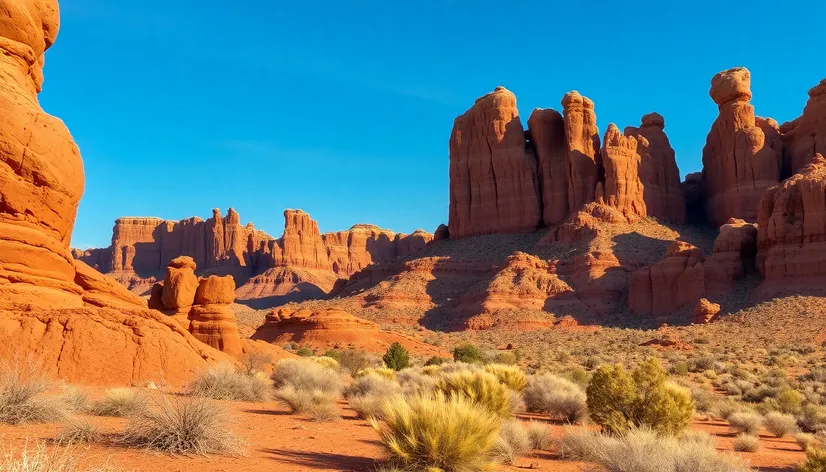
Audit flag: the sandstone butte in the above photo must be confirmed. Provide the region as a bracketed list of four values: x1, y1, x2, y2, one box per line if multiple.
[76, 208, 434, 302]
[0, 0, 299, 386]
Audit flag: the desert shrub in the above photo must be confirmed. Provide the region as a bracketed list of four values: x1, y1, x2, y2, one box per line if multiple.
[526, 421, 552, 451]
[396, 368, 437, 395]
[680, 430, 714, 447]
[483, 364, 528, 392]
[119, 396, 243, 454]
[90, 388, 149, 418]
[564, 366, 591, 387]
[356, 367, 396, 381]
[436, 370, 513, 417]
[424, 356, 446, 366]
[55, 418, 103, 445]
[189, 363, 271, 402]
[271, 358, 342, 395]
[586, 358, 694, 435]
[295, 347, 314, 357]
[584, 355, 602, 370]
[713, 400, 742, 421]
[523, 373, 587, 423]
[690, 386, 716, 413]
[382, 343, 410, 371]
[308, 400, 340, 422]
[60, 386, 90, 413]
[562, 427, 751, 472]
[728, 411, 763, 435]
[0, 359, 64, 425]
[492, 419, 530, 465]
[336, 349, 376, 375]
[345, 375, 402, 420]
[671, 362, 690, 376]
[309, 356, 340, 370]
[733, 433, 760, 452]
[800, 405, 826, 433]
[764, 411, 798, 437]
[777, 388, 804, 414]
[239, 351, 273, 374]
[795, 432, 818, 451]
[691, 356, 717, 373]
[799, 447, 826, 472]
[370, 391, 500, 472]
[491, 351, 518, 366]
[0, 441, 123, 472]
[452, 344, 484, 364]
[275, 385, 337, 415]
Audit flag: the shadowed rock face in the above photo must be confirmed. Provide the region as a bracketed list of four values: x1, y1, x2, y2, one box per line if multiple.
[782, 80, 826, 176]
[0, 0, 85, 309]
[562, 91, 602, 214]
[702, 67, 783, 226]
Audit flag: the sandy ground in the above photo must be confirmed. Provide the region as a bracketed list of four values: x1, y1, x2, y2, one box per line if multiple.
[0, 390, 805, 472]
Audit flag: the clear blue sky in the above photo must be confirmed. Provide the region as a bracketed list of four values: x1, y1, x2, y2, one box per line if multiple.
[41, 0, 826, 249]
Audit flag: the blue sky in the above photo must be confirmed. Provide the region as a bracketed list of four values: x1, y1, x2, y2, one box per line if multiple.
[42, 0, 826, 249]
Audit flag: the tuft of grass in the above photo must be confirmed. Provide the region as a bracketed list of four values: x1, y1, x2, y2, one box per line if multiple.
[189, 363, 271, 402]
[0, 359, 65, 425]
[90, 388, 149, 418]
[239, 352, 273, 374]
[54, 418, 103, 446]
[799, 447, 826, 472]
[763, 411, 798, 438]
[119, 396, 243, 455]
[60, 386, 90, 413]
[0, 440, 123, 472]
[523, 373, 587, 423]
[795, 432, 818, 451]
[275, 385, 337, 416]
[308, 400, 340, 422]
[483, 364, 528, 392]
[272, 359, 342, 395]
[728, 411, 763, 435]
[733, 433, 760, 452]
[309, 356, 340, 370]
[526, 421, 552, 451]
[436, 370, 513, 417]
[492, 419, 530, 465]
[370, 391, 500, 472]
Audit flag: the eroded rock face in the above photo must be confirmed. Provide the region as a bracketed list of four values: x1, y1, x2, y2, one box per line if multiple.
[634, 113, 686, 223]
[704, 218, 757, 293]
[448, 86, 541, 238]
[528, 108, 569, 225]
[702, 67, 783, 226]
[160, 256, 198, 324]
[782, 80, 826, 175]
[0, 0, 85, 309]
[562, 91, 601, 213]
[694, 298, 720, 324]
[757, 154, 826, 293]
[189, 275, 241, 357]
[628, 241, 706, 315]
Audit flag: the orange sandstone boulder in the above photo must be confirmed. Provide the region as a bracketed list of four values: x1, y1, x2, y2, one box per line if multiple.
[73, 260, 147, 310]
[562, 91, 601, 213]
[160, 256, 198, 324]
[694, 298, 721, 324]
[189, 275, 242, 357]
[757, 154, 826, 294]
[448, 86, 541, 238]
[702, 67, 783, 225]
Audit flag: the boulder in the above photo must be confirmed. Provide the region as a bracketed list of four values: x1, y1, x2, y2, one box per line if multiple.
[160, 256, 198, 325]
[448, 86, 541, 238]
[757, 154, 826, 294]
[562, 91, 601, 213]
[189, 275, 242, 357]
[694, 298, 721, 324]
[702, 67, 783, 225]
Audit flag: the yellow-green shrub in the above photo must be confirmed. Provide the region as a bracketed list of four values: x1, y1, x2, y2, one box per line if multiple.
[436, 370, 513, 417]
[799, 447, 826, 472]
[356, 367, 396, 381]
[370, 391, 500, 472]
[483, 364, 528, 392]
[586, 358, 694, 435]
[310, 356, 340, 370]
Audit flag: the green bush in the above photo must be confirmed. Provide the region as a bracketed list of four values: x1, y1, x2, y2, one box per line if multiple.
[436, 370, 513, 417]
[799, 447, 826, 472]
[586, 358, 694, 435]
[453, 344, 484, 364]
[382, 343, 410, 371]
[424, 356, 446, 366]
[295, 347, 314, 357]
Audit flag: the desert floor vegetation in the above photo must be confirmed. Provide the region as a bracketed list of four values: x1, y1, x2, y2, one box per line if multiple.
[189, 363, 271, 402]
[0, 358, 65, 425]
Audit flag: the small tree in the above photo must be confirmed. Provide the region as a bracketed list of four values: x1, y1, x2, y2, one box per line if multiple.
[383, 342, 410, 371]
[453, 344, 484, 364]
[586, 358, 694, 435]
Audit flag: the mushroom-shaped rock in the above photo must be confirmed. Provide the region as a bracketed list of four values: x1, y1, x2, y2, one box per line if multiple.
[694, 298, 721, 324]
[160, 256, 198, 325]
[189, 275, 242, 357]
[448, 86, 541, 238]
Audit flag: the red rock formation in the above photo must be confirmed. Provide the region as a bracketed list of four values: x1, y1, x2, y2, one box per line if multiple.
[628, 241, 706, 315]
[704, 218, 757, 293]
[599, 124, 646, 220]
[634, 113, 686, 223]
[562, 91, 601, 213]
[757, 154, 826, 293]
[537, 203, 627, 246]
[434, 224, 449, 241]
[448, 86, 541, 238]
[159, 256, 198, 325]
[702, 67, 783, 226]
[0, 0, 85, 310]
[73, 260, 147, 310]
[682, 172, 706, 224]
[252, 308, 446, 356]
[782, 80, 826, 175]
[563, 250, 628, 316]
[694, 298, 721, 324]
[528, 108, 569, 225]
[189, 275, 242, 357]
[396, 229, 434, 258]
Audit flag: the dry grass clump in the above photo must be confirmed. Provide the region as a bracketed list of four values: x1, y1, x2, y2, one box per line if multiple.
[370, 391, 500, 472]
[189, 363, 271, 402]
[483, 364, 528, 392]
[492, 419, 530, 465]
[272, 358, 343, 394]
[356, 367, 396, 381]
[435, 370, 513, 417]
[59, 386, 90, 413]
[523, 373, 587, 423]
[309, 356, 340, 370]
[728, 411, 763, 435]
[54, 418, 104, 446]
[526, 421, 552, 451]
[799, 447, 826, 472]
[90, 388, 149, 418]
[0, 359, 65, 425]
[733, 433, 760, 452]
[239, 351, 273, 374]
[561, 427, 751, 471]
[275, 385, 340, 421]
[0, 440, 123, 472]
[395, 368, 437, 395]
[344, 375, 401, 420]
[795, 432, 818, 451]
[763, 411, 798, 437]
[119, 396, 243, 455]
